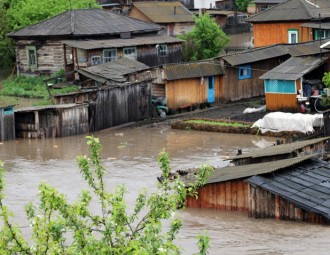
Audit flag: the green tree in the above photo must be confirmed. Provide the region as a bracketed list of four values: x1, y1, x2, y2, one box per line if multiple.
[235, 0, 252, 12]
[179, 14, 230, 61]
[0, 136, 213, 254]
[0, 0, 100, 69]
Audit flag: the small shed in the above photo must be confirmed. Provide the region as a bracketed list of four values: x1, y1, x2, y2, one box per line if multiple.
[163, 62, 224, 110]
[0, 105, 15, 141]
[230, 137, 329, 166]
[15, 104, 89, 139]
[260, 56, 327, 112]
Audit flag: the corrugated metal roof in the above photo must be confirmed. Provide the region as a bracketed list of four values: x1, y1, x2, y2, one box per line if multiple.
[131, 2, 194, 23]
[286, 39, 330, 56]
[248, 0, 330, 23]
[207, 154, 316, 184]
[62, 35, 183, 49]
[9, 9, 162, 38]
[248, 158, 330, 219]
[221, 44, 290, 66]
[231, 137, 329, 160]
[165, 62, 223, 80]
[259, 56, 327, 80]
[300, 22, 330, 29]
[78, 58, 150, 82]
[15, 104, 86, 112]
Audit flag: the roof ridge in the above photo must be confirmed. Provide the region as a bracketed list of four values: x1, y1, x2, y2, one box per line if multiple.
[70, 10, 75, 34]
[300, 0, 316, 18]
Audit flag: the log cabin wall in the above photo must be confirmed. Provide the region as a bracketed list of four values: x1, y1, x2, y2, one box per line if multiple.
[265, 78, 301, 112]
[249, 186, 329, 224]
[165, 75, 223, 109]
[186, 180, 249, 212]
[16, 40, 70, 76]
[253, 22, 310, 47]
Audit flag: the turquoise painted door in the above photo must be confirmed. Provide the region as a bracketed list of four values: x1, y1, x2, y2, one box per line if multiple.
[207, 76, 215, 103]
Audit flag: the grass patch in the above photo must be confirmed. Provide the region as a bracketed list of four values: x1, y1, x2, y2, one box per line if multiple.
[185, 119, 251, 128]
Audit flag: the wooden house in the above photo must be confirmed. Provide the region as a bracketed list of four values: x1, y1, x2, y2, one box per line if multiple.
[247, 0, 330, 47]
[128, 1, 194, 36]
[8, 8, 183, 76]
[162, 62, 224, 110]
[15, 104, 89, 139]
[260, 56, 327, 112]
[0, 105, 15, 141]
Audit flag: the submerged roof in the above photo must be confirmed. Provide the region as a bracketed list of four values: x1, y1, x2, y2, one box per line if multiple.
[78, 58, 150, 83]
[231, 137, 329, 160]
[9, 8, 162, 38]
[131, 1, 194, 23]
[259, 56, 327, 80]
[248, 158, 330, 219]
[207, 154, 316, 184]
[62, 35, 183, 49]
[165, 62, 223, 80]
[248, 0, 330, 23]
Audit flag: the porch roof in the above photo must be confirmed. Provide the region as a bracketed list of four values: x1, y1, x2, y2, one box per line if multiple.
[248, 158, 330, 219]
[259, 56, 327, 80]
[62, 35, 183, 49]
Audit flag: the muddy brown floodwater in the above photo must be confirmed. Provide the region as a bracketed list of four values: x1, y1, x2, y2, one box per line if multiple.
[1, 122, 330, 254]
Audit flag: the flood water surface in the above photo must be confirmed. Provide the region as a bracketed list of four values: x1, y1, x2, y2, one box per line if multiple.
[1, 123, 330, 254]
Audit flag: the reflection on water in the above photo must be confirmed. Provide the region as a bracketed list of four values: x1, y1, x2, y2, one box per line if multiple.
[1, 123, 329, 254]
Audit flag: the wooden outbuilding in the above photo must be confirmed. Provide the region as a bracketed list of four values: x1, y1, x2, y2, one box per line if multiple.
[163, 62, 224, 110]
[15, 104, 89, 139]
[0, 105, 15, 141]
[260, 56, 327, 112]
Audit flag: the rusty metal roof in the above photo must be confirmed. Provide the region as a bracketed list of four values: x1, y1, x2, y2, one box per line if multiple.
[78, 58, 150, 82]
[248, 158, 330, 219]
[231, 137, 329, 160]
[221, 44, 290, 66]
[15, 104, 87, 112]
[62, 35, 183, 49]
[9, 8, 162, 38]
[131, 1, 194, 23]
[259, 56, 327, 80]
[207, 154, 316, 184]
[248, 0, 330, 23]
[164, 62, 223, 80]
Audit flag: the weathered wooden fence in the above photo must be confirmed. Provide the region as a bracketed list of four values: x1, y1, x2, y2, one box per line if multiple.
[0, 106, 15, 141]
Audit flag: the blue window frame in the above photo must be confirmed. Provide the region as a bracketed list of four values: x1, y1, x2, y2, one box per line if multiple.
[264, 80, 296, 94]
[238, 65, 251, 80]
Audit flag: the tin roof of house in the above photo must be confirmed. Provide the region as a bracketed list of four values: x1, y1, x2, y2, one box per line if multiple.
[164, 62, 224, 80]
[286, 39, 330, 56]
[78, 58, 150, 83]
[247, 0, 330, 23]
[207, 154, 316, 184]
[62, 35, 183, 49]
[9, 8, 162, 38]
[230, 137, 329, 160]
[221, 44, 290, 66]
[300, 22, 330, 29]
[259, 56, 327, 80]
[248, 158, 330, 219]
[15, 104, 87, 112]
[131, 1, 194, 23]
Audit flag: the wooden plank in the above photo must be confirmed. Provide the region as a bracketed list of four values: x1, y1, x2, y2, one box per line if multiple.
[275, 195, 280, 220]
[236, 181, 244, 211]
[225, 181, 232, 211]
[219, 183, 226, 210]
[231, 180, 237, 211]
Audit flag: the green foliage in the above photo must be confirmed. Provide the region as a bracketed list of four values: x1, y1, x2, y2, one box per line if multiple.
[235, 0, 252, 11]
[0, 136, 213, 254]
[185, 119, 251, 128]
[0, 0, 100, 68]
[179, 14, 230, 61]
[322, 72, 330, 88]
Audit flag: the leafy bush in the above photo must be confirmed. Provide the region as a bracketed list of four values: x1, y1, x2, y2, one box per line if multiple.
[0, 136, 213, 254]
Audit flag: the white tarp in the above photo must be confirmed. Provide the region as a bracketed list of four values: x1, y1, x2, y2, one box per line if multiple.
[251, 112, 323, 134]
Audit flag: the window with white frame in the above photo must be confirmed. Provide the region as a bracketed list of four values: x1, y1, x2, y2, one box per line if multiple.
[103, 49, 117, 62]
[288, 29, 298, 43]
[91, 55, 102, 65]
[315, 29, 330, 40]
[158, 44, 168, 57]
[123, 47, 137, 60]
[26, 46, 37, 69]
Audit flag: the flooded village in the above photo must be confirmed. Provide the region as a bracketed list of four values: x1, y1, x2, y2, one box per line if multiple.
[2, 0, 330, 254]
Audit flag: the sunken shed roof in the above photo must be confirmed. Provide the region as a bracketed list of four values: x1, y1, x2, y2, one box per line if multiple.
[131, 1, 194, 23]
[248, 158, 330, 219]
[9, 8, 162, 38]
[248, 0, 330, 23]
